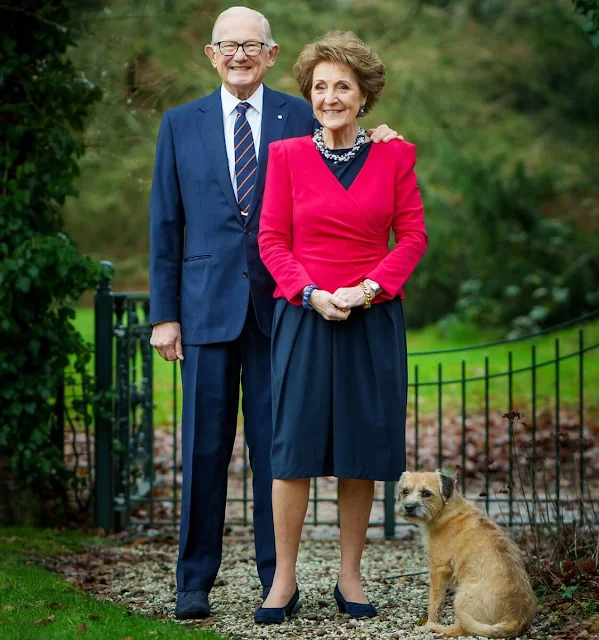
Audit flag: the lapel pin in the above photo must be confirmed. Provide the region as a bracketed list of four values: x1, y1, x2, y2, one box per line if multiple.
[277, 114, 283, 119]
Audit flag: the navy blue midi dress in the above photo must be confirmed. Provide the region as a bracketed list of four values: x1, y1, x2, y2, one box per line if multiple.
[269, 144, 408, 481]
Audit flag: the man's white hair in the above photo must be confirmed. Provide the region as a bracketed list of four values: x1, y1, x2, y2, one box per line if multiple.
[211, 6, 276, 47]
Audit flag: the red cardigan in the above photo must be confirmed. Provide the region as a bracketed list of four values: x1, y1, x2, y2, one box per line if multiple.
[258, 136, 428, 305]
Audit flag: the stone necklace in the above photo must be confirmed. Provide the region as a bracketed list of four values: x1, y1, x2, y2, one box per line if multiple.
[313, 127, 366, 164]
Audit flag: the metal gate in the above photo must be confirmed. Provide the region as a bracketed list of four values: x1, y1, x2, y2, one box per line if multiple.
[93, 271, 599, 536]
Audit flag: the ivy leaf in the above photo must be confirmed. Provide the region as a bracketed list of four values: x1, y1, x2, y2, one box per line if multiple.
[0, 0, 101, 510]
[15, 276, 31, 292]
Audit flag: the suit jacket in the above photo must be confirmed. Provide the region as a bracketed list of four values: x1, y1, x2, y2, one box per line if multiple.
[259, 136, 428, 303]
[149, 85, 314, 344]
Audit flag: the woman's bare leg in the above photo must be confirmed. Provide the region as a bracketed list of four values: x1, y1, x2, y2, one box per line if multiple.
[337, 478, 375, 603]
[261, 478, 310, 607]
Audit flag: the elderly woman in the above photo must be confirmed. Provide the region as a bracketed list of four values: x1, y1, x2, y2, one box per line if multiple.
[255, 31, 427, 624]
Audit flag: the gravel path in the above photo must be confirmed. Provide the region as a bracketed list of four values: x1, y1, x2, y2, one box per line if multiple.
[56, 527, 558, 640]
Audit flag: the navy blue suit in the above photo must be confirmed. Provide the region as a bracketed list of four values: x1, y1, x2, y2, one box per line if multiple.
[149, 85, 314, 593]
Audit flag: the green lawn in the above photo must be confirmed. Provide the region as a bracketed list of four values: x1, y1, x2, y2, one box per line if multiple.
[0, 527, 226, 639]
[405, 316, 599, 417]
[73, 307, 599, 427]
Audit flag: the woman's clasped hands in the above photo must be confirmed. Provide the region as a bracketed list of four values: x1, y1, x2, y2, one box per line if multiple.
[309, 285, 367, 320]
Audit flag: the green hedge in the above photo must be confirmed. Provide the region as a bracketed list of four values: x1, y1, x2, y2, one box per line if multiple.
[0, 1, 103, 519]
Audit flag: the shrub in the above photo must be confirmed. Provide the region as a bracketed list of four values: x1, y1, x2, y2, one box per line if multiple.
[449, 154, 599, 334]
[0, 1, 103, 521]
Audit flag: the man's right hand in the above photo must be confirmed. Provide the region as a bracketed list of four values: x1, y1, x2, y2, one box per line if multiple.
[309, 290, 351, 321]
[150, 321, 184, 361]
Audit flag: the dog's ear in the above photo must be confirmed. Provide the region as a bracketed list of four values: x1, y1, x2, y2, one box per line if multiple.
[436, 470, 455, 503]
[396, 471, 410, 500]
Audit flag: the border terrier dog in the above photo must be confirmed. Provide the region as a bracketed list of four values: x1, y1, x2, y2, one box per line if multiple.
[397, 471, 536, 638]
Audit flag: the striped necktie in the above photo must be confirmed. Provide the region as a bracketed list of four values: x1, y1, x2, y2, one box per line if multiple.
[234, 102, 258, 216]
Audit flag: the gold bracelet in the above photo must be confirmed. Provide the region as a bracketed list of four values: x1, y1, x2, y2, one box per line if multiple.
[359, 282, 372, 309]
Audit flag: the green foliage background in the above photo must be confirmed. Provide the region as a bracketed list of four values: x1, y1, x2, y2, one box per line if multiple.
[0, 1, 102, 514]
[65, 0, 599, 332]
[573, 0, 599, 44]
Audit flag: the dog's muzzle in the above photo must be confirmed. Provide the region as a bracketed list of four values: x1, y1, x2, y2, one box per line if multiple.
[398, 501, 427, 519]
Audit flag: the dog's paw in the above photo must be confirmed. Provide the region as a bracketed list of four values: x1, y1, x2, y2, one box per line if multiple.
[418, 620, 435, 631]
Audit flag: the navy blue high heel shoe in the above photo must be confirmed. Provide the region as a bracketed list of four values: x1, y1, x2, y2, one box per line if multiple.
[254, 587, 301, 624]
[334, 583, 377, 618]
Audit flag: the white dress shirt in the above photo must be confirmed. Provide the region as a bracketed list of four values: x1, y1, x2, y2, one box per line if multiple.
[221, 84, 263, 199]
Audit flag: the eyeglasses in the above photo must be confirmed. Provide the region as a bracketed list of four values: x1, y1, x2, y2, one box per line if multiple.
[213, 41, 266, 57]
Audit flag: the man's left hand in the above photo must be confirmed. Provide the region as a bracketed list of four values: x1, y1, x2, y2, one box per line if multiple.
[367, 124, 403, 143]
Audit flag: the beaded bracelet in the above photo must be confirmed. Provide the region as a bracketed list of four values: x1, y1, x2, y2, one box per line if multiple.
[302, 284, 319, 310]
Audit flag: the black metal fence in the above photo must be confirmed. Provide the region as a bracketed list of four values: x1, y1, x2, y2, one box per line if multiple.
[92, 274, 599, 537]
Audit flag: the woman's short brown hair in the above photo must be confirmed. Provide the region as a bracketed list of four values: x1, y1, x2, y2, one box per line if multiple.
[293, 31, 386, 115]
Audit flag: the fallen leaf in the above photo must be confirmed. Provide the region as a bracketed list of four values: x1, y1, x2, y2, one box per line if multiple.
[88, 615, 100, 621]
[1, 605, 14, 611]
[578, 557, 599, 574]
[47, 602, 66, 610]
[75, 623, 88, 633]
[33, 615, 55, 626]
[587, 615, 599, 632]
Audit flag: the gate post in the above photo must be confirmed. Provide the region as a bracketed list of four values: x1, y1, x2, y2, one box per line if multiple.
[384, 481, 396, 539]
[94, 262, 114, 531]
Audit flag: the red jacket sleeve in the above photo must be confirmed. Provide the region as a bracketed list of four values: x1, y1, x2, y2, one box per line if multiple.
[366, 143, 428, 296]
[258, 141, 314, 301]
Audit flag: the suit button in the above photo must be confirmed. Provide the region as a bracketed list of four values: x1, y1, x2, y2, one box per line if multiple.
[244, 228, 252, 236]
[242, 270, 249, 278]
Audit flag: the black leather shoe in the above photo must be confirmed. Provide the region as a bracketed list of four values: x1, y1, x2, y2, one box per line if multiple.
[254, 586, 300, 624]
[334, 583, 377, 618]
[175, 590, 211, 620]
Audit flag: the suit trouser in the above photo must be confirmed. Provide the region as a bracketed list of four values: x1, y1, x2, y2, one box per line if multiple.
[176, 304, 275, 592]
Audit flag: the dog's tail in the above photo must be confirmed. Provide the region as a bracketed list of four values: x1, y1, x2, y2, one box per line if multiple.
[457, 610, 528, 639]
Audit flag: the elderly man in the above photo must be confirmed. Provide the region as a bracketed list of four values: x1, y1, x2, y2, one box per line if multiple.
[149, 6, 398, 620]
